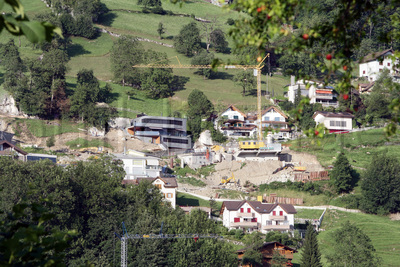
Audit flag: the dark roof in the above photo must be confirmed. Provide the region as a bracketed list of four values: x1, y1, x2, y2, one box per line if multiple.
[221, 200, 297, 215]
[359, 49, 394, 63]
[359, 82, 375, 93]
[0, 140, 27, 155]
[236, 241, 298, 254]
[312, 111, 354, 119]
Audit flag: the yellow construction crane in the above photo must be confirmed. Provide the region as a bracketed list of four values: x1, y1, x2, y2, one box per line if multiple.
[132, 54, 270, 141]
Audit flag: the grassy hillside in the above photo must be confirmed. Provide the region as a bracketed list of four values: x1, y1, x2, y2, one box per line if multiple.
[287, 128, 400, 169]
[2, 0, 289, 119]
[291, 209, 400, 266]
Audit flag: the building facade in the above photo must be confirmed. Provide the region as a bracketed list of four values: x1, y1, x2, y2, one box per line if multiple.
[313, 111, 354, 133]
[127, 116, 191, 151]
[261, 106, 291, 139]
[359, 49, 399, 82]
[221, 200, 296, 234]
[114, 150, 161, 180]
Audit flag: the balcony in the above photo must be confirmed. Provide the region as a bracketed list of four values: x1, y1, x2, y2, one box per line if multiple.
[262, 224, 291, 231]
[269, 215, 286, 221]
[315, 94, 333, 100]
[236, 212, 254, 218]
[231, 221, 258, 228]
[135, 131, 160, 136]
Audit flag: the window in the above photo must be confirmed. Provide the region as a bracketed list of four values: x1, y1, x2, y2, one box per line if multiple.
[240, 208, 244, 213]
[363, 70, 366, 74]
[379, 61, 383, 65]
[266, 220, 272, 225]
[379, 69, 383, 72]
[233, 115, 239, 119]
[329, 121, 347, 127]
[272, 211, 276, 216]
[264, 116, 270, 121]
[280, 211, 283, 216]
[234, 217, 240, 222]
[251, 218, 257, 222]
[274, 117, 280, 121]
[155, 184, 162, 189]
[388, 62, 391, 66]
[247, 208, 251, 213]
[167, 193, 173, 198]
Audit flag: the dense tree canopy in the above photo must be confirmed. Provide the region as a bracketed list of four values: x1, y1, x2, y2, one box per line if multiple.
[110, 36, 144, 86]
[174, 22, 202, 57]
[233, 70, 256, 97]
[0, 157, 237, 266]
[330, 153, 358, 194]
[326, 221, 381, 267]
[187, 89, 214, 140]
[301, 224, 322, 267]
[360, 153, 400, 214]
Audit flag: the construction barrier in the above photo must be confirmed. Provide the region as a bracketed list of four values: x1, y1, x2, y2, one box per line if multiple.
[263, 193, 303, 205]
[294, 171, 329, 182]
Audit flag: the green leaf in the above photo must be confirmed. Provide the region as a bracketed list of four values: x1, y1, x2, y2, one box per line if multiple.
[19, 21, 47, 43]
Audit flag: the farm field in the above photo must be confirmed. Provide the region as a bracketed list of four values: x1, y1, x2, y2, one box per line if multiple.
[1, 0, 289, 119]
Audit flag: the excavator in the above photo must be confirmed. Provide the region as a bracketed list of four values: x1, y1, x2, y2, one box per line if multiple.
[220, 173, 235, 185]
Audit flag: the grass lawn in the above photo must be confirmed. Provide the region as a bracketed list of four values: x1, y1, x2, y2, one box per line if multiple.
[288, 128, 400, 169]
[176, 192, 221, 209]
[292, 210, 400, 267]
[295, 208, 325, 219]
[176, 176, 207, 187]
[65, 138, 112, 149]
[22, 119, 86, 137]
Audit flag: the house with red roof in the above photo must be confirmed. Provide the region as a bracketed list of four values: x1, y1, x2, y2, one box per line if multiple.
[220, 200, 297, 234]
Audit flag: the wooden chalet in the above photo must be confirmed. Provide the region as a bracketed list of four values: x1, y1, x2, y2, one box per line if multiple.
[236, 241, 297, 267]
[0, 140, 27, 161]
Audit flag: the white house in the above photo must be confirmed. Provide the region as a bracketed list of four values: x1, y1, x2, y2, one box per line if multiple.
[114, 150, 161, 180]
[123, 177, 178, 208]
[313, 111, 354, 133]
[359, 49, 399, 82]
[220, 104, 247, 121]
[287, 77, 319, 103]
[260, 106, 291, 139]
[217, 105, 257, 138]
[308, 86, 338, 107]
[220, 200, 297, 234]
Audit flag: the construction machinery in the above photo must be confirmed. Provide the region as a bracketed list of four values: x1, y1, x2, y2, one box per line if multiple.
[272, 163, 294, 174]
[219, 173, 235, 185]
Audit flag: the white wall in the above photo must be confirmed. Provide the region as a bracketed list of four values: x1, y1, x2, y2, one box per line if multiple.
[153, 178, 176, 209]
[359, 53, 397, 81]
[262, 109, 285, 122]
[220, 107, 245, 121]
[314, 114, 352, 131]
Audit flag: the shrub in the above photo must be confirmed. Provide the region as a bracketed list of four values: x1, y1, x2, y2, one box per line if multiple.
[226, 18, 235, 25]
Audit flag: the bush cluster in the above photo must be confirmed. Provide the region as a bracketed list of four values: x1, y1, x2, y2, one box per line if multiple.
[259, 180, 325, 195]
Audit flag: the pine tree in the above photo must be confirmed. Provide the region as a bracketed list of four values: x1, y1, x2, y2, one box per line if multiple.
[331, 153, 357, 194]
[300, 224, 322, 267]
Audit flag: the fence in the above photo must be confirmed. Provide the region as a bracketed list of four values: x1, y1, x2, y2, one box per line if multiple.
[263, 194, 303, 205]
[294, 171, 329, 182]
